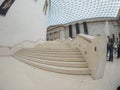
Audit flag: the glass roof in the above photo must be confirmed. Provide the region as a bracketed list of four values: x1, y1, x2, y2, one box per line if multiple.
[48, 0, 120, 26]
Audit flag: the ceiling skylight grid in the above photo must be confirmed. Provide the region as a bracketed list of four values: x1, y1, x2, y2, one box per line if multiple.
[48, 0, 120, 26]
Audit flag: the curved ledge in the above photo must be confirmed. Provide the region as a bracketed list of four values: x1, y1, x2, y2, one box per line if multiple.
[77, 34, 95, 43]
[0, 39, 45, 55]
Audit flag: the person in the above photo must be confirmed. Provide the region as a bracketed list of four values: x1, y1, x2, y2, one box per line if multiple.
[107, 36, 110, 57]
[114, 42, 118, 54]
[107, 42, 110, 57]
[117, 40, 120, 58]
[113, 38, 119, 54]
[108, 37, 114, 62]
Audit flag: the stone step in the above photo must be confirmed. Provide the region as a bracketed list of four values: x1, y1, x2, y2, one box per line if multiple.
[35, 42, 71, 48]
[18, 50, 81, 55]
[21, 49, 80, 52]
[15, 53, 85, 62]
[13, 55, 90, 75]
[35, 46, 71, 49]
[13, 54, 87, 68]
[17, 52, 83, 58]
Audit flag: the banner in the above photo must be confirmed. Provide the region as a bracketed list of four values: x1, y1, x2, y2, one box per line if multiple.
[0, 0, 15, 16]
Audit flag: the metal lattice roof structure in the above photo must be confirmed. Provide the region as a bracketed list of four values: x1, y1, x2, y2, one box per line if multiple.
[48, 0, 120, 26]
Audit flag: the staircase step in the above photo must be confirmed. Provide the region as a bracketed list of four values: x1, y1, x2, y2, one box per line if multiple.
[15, 53, 85, 62]
[34, 42, 71, 49]
[17, 52, 83, 58]
[13, 55, 90, 75]
[18, 50, 81, 55]
[21, 49, 80, 52]
[13, 54, 88, 68]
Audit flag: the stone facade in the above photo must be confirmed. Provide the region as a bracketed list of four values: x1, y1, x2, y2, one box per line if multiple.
[47, 17, 120, 41]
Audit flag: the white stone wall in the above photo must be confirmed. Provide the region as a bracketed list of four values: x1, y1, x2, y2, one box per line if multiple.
[47, 19, 120, 40]
[79, 23, 84, 34]
[64, 21, 107, 39]
[64, 27, 69, 39]
[87, 21, 106, 36]
[72, 25, 77, 38]
[109, 21, 120, 38]
[47, 26, 62, 40]
[0, 0, 48, 47]
[79, 20, 119, 38]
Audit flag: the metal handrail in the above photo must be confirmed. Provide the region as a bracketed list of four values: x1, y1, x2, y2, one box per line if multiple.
[0, 39, 45, 49]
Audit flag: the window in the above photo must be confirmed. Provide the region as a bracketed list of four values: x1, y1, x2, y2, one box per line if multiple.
[83, 22, 88, 35]
[43, 0, 48, 15]
[69, 25, 73, 38]
[75, 23, 80, 34]
[0, 0, 15, 16]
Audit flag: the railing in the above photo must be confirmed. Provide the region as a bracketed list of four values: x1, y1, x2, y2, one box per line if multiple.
[0, 46, 11, 49]
[67, 34, 106, 80]
[78, 34, 92, 43]
[0, 39, 45, 55]
[0, 39, 45, 49]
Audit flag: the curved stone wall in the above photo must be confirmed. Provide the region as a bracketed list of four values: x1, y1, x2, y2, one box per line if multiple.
[47, 18, 120, 41]
[0, 0, 48, 47]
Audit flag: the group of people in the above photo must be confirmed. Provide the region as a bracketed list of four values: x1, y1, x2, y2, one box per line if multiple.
[107, 36, 120, 62]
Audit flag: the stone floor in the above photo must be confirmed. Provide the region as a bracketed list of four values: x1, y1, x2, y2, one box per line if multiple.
[0, 56, 120, 90]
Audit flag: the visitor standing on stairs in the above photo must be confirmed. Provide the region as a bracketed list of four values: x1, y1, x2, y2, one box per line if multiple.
[107, 36, 110, 58]
[117, 40, 120, 58]
[108, 37, 114, 62]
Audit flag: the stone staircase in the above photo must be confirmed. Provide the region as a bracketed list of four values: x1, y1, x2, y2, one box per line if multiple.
[13, 41, 90, 75]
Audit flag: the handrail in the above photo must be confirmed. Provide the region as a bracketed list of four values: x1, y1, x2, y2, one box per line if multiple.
[72, 34, 106, 79]
[0, 39, 45, 49]
[0, 46, 11, 49]
[77, 34, 95, 43]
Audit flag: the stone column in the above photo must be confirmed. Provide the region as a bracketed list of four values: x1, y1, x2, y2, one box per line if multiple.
[60, 27, 65, 40]
[104, 20, 110, 40]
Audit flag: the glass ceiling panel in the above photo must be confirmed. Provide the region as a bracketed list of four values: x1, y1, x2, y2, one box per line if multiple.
[48, 0, 120, 26]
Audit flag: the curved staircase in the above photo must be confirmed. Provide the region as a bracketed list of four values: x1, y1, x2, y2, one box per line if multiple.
[13, 41, 90, 75]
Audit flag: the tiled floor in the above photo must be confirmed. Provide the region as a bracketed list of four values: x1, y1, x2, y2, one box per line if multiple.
[0, 56, 120, 90]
